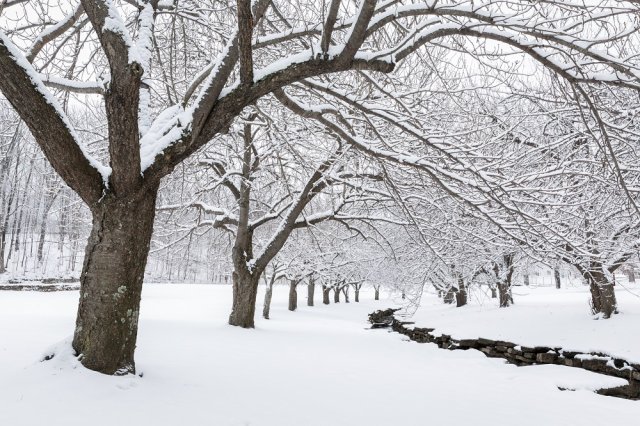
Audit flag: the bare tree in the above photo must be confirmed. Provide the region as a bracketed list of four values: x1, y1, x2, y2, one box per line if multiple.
[2, 0, 639, 374]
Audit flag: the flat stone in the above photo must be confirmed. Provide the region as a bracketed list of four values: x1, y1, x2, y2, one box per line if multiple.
[514, 355, 534, 364]
[536, 352, 558, 363]
[480, 347, 499, 357]
[495, 341, 516, 348]
[569, 358, 582, 368]
[458, 339, 480, 349]
[582, 359, 608, 373]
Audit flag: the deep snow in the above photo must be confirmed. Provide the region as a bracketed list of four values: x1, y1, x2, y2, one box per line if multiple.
[0, 284, 638, 426]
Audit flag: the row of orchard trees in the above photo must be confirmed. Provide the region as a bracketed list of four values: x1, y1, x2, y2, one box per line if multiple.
[258, 232, 386, 318]
[1, 0, 640, 375]
[396, 118, 640, 316]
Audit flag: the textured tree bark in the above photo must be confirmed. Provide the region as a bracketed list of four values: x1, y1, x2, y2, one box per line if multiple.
[333, 287, 340, 303]
[571, 260, 618, 319]
[354, 288, 360, 303]
[490, 286, 497, 298]
[322, 285, 331, 304]
[497, 282, 513, 308]
[262, 283, 273, 320]
[343, 286, 349, 303]
[307, 279, 315, 306]
[229, 269, 262, 328]
[554, 268, 561, 289]
[72, 189, 158, 375]
[495, 254, 515, 307]
[587, 272, 618, 319]
[288, 280, 298, 311]
[443, 287, 455, 304]
[455, 280, 467, 307]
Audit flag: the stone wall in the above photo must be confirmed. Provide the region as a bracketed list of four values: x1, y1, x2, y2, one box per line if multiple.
[369, 308, 640, 399]
[0, 283, 79, 291]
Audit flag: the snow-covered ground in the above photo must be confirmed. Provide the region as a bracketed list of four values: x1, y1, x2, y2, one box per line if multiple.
[0, 284, 638, 426]
[412, 285, 640, 364]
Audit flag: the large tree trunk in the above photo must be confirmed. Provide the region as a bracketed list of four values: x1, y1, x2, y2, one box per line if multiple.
[262, 283, 273, 320]
[229, 268, 261, 328]
[490, 286, 497, 298]
[443, 287, 455, 304]
[342, 286, 349, 303]
[72, 190, 157, 375]
[554, 268, 561, 289]
[333, 287, 340, 303]
[497, 282, 512, 308]
[354, 286, 360, 303]
[455, 282, 467, 307]
[288, 280, 298, 311]
[307, 279, 315, 306]
[496, 253, 515, 307]
[322, 285, 331, 305]
[587, 271, 618, 318]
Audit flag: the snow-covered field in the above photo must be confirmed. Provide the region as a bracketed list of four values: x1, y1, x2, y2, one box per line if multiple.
[413, 285, 640, 364]
[1, 284, 639, 426]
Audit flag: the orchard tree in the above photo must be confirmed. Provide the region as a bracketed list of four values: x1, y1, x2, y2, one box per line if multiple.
[159, 111, 390, 327]
[2, 0, 640, 374]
